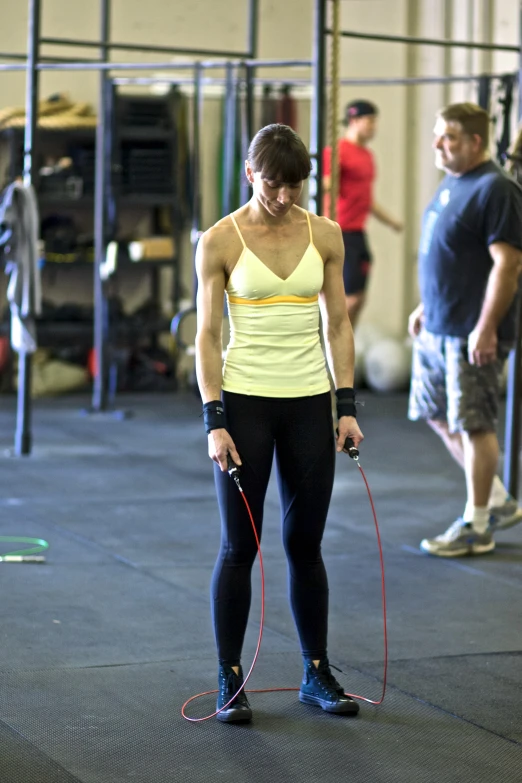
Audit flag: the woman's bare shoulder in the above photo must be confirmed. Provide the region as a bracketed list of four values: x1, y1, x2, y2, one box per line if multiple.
[202, 216, 235, 243]
[200, 215, 242, 255]
[308, 211, 342, 239]
[197, 214, 245, 276]
[308, 212, 343, 257]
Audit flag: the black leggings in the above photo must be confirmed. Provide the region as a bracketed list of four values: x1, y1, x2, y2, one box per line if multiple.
[212, 391, 335, 665]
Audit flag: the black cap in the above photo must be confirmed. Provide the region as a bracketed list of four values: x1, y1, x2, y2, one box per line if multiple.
[343, 100, 378, 125]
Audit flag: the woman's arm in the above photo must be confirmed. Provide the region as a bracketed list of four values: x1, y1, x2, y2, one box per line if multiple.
[195, 229, 227, 403]
[195, 228, 242, 469]
[317, 219, 364, 452]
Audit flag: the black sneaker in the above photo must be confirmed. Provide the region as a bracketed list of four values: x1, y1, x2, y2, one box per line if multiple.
[299, 658, 359, 715]
[216, 664, 252, 723]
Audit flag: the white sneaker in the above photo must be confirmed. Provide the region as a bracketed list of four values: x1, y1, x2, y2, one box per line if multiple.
[488, 495, 522, 531]
[420, 519, 495, 557]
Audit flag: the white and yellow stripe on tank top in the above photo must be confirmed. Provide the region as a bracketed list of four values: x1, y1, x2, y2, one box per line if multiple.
[222, 210, 330, 398]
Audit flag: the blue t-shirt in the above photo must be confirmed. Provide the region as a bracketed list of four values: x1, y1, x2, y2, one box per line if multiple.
[418, 160, 522, 340]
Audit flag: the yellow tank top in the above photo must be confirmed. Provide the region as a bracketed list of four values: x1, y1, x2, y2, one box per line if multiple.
[222, 209, 331, 398]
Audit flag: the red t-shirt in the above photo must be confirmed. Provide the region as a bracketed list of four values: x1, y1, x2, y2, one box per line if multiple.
[323, 139, 375, 231]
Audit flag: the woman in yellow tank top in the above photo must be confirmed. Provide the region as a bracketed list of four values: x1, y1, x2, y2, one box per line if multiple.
[195, 124, 363, 723]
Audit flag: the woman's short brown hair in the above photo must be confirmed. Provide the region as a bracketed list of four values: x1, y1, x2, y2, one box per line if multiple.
[247, 124, 312, 183]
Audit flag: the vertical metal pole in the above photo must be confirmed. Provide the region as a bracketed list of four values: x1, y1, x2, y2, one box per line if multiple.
[191, 63, 203, 306]
[245, 63, 255, 141]
[519, 0, 522, 112]
[22, 0, 40, 191]
[16, 0, 41, 456]
[240, 64, 254, 206]
[245, 0, 257, 200]
[442, 0, 452, 107]
[504, 299, 522, 498]
[92, 0, 111, 411]
[222, 62, 237, 217]
[247, 0, 259, 59]
[502, 0, 522, 498]
[309, 0, 326, 215]
[329, 0, 340, 221]
[465, 0, 474, 100]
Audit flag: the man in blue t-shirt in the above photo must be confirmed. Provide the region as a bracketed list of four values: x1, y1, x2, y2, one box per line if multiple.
[408, 102, 522, 557]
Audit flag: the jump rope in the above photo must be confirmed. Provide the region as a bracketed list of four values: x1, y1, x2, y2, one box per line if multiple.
[181, 437, 387, 723]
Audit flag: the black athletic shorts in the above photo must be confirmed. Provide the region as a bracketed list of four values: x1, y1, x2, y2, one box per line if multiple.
[342, 230, 372, 295]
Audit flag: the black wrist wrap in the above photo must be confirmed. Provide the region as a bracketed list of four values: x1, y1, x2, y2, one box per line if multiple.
[335, 387, 357, 419]
[203, 401, 227, 433]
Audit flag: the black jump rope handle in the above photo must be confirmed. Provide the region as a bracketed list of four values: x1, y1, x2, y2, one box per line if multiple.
[343, 436, 360, 460]
[227, 453, 241, 478]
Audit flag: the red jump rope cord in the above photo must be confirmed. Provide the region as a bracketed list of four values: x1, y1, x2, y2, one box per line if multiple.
[345, 462, 388, 705]
[181, 460, 387, 722]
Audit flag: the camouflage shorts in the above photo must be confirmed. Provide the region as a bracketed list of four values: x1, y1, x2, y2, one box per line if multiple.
[408, 328, 511, 434]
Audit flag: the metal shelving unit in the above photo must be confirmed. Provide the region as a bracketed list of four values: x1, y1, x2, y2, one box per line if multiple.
[0, 84, 184, 401]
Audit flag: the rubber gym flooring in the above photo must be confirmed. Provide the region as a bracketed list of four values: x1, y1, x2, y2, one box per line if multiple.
[0, 391, 521, 782]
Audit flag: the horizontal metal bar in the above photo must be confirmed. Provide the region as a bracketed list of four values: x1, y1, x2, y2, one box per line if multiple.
[0, 50, 102, 63]
[38, 60, 206, 72]
[337, 72, 514, 86]
[0, 63, 28, 71]
[1, 51, 507, 87]
[247, 59, 311, 68]
[0, 57, 312, 73]
[0, 54, 511, 87]
[327, 29, 519, 54]
[0, 60, 211, 73]
[112, 71, 513, 88]
[0, 51, 32, 61]
[112, 76, 302, 86]
[40, 36, 252, 59]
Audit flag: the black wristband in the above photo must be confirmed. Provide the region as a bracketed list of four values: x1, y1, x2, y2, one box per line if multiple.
[203, 400, 227, 433]
[335, 387, 355, 400]
[335, 387, 357, 419]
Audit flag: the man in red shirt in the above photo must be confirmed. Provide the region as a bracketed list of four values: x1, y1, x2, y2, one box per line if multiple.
[323, 100, 403, 325]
